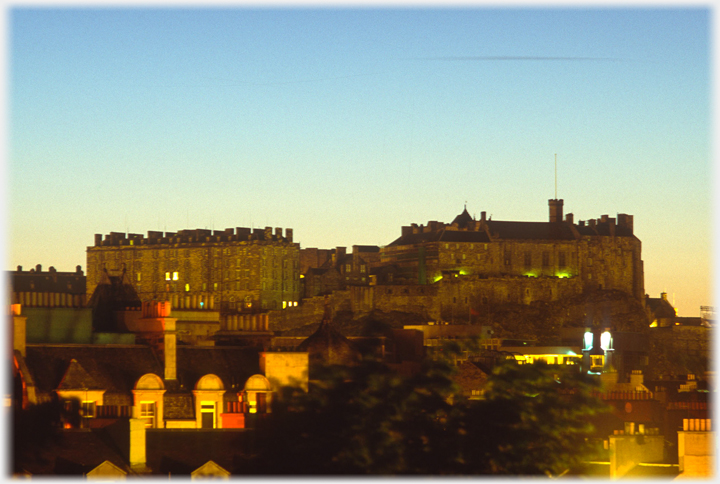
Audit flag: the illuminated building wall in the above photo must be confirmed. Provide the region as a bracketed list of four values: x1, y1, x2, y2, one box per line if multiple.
[87, 226, 300, 312]
[380, 200, 644, 301]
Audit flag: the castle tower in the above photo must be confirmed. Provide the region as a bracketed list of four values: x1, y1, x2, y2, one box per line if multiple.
[548, 199, 564, 223]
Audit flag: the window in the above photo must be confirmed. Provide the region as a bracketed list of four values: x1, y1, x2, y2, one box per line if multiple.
[542, 252, 550, 268]
[504, 250, 512, 266]
[524, 251, 532, 269]
[360, 265, 366, 273]
[172, 271, 179, 281]
[346, 264, 351, 272]
[213, 283, 218, 290]
[81, 401, 96, 418]
[165, 272, 171, 281]
[137, 273, 142, 282]
[201, 402, 216, 428]
[558, 252, 566, 268]
[140, 402, 155, 428]
[185, 283, 190, 292]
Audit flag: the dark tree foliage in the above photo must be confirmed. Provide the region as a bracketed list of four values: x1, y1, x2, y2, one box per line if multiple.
[251, 353, 608, 476]
[12, 397, 65, 473]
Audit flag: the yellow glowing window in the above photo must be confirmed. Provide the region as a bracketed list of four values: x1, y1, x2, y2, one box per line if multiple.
[165, 272, 170, 281]
[172, 272, 178, 281]
[185, 284, 190, 292]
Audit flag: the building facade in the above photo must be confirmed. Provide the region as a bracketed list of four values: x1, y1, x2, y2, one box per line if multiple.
[87, 226, 300, 312]
[380, 199, 644, 301]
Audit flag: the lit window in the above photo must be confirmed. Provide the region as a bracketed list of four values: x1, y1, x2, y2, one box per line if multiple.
[172, 271, 178, 281]
[185, 283, 190, 292]
[165, 272, 171, 281]
[283, 301, 287, 309]
[140, 402, 155, 428]
[213, 283, 218, 290]
[137, 273, 141, 282]
[81, 401, 96, 418]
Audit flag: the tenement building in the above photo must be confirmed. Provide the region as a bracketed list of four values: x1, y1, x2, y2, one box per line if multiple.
[87, 226, 300, 312]
[380, 199, 644, 301]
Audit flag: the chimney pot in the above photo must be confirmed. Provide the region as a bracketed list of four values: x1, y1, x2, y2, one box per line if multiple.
[35, 264, 42, 272]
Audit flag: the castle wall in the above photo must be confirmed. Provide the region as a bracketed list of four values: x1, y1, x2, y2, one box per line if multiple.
[87, 227, 300, 313]
[381, 232, 641, 300]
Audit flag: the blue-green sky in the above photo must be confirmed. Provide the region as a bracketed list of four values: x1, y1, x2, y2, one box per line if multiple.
[8, 7, 712, 316]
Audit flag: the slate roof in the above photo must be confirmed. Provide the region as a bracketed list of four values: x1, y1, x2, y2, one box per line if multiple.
[451, 207, 474, 229]
[645, 296, 677, 319]
[88, 270, 142, 311]
[17, 427, 131, 476]
[164, 391, 196, 420]
[484, 220, 577, 240]
[176, 346, 261, 391]
[57, 359, 104, 391]
[296, 302, 360, 369]
[24, 344, 162, 396]
[354, 245, 380, 253]
[388, 229, 491, 246]
[24, 344, 261, 396]
[388, 213, 638, 247]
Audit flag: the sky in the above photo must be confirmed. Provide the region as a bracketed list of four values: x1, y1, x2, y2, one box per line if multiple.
[6, 6, 713, 316]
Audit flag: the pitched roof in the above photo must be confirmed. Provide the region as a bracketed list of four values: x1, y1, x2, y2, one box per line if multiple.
[57, 359, 104, 391]
[25, 345, 162, 395]
[484, 220, 577, 240]
[645, 296, 676, 319]
[296, 300, 360, 369]
[176, 346, 261, 391]
[146, 429, 250, 474]
[387, 229, 491, 246]
[354, 245, 380, 253]
[88, 270, 142, 311]
[451, 207, 474, 229]
[18, 428, 132, 476]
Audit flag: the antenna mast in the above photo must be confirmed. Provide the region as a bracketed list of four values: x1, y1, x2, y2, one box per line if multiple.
[554, 153, 558, 199]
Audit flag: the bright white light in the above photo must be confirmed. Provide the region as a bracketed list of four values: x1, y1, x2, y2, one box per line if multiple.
[600, 331, 611, 351]
[583, 332, 593, 351]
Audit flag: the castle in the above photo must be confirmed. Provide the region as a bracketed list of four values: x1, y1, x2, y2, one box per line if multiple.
[86, 226, 300, 313]
[83, 199, 644, 329]
[379, 198, 644, 301]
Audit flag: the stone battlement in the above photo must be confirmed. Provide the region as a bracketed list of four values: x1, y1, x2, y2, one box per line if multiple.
[93, 226, 294, 247]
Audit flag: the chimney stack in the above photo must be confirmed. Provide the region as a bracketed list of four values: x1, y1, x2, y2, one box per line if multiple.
[10, 304, 26, 357]
[548, 199, 564, 223]
[129, 418, 147, 468]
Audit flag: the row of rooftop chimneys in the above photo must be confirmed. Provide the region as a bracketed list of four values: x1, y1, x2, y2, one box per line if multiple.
[15, 264, 84, 275]
[95, 227, 294, 247]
